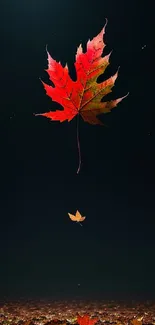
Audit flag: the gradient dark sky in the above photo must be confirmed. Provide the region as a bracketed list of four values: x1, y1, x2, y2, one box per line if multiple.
[0, 0, 155, 301]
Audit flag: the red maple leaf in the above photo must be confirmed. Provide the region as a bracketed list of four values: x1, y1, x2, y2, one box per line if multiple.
[77, 315, 98, 325]
[35, 19, 128, 172]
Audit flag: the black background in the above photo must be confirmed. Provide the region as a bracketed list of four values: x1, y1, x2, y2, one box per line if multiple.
[0, 0, 155, 301]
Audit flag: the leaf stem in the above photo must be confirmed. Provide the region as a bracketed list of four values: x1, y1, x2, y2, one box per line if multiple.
[76, 113, 81, 174]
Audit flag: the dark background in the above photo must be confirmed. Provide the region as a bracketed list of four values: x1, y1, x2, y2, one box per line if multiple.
[0, 0, 155, 301]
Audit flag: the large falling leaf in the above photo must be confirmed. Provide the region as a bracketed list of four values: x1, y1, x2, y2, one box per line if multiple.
[36, 19, 128, 173]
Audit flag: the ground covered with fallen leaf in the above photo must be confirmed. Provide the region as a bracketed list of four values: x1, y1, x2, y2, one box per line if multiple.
[0, 300, 155, 325]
